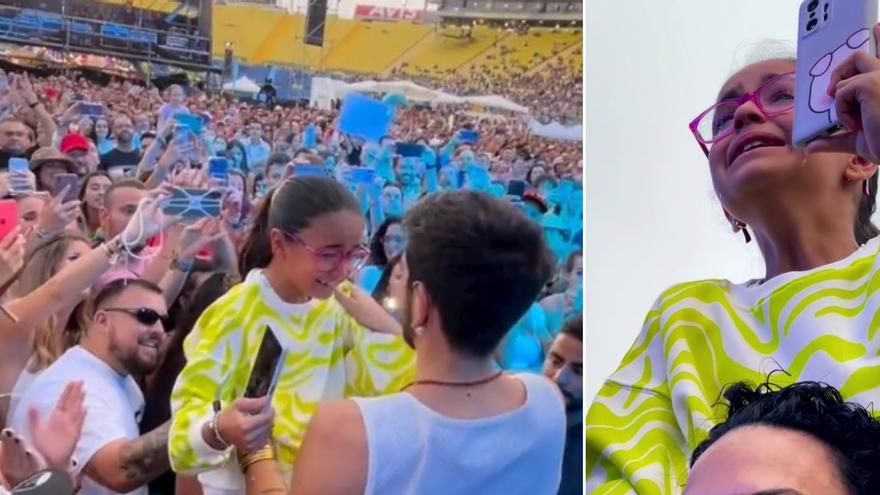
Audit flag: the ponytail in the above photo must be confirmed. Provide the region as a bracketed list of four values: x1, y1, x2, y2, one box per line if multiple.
[238, 188, 276, 276]
[237, 176, 361, 276]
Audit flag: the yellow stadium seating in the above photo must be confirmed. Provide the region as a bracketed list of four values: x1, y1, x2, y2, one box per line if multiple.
[92, 1, 582, 77]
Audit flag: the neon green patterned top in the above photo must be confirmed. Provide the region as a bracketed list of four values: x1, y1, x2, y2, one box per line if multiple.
[169, 269, 415, 490]
[586, 237, 880, 495]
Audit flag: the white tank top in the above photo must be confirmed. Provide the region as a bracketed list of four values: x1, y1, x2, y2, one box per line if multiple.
[352, 373, 566, 495]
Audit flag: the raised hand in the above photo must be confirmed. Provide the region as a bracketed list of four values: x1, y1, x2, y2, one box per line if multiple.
[333, 284, 402, 336]
[0, 227, 24, 289]
[119, 189, 176, 248]
[28, 381, 86, 471]
[35, 187, 81, 236]
[180, 218, 225, 260]
[808, 24, 880, 163]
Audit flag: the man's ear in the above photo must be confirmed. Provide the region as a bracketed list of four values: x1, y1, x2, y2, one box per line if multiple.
[843, 155, 878, 184]
[411, 281, 431, 330]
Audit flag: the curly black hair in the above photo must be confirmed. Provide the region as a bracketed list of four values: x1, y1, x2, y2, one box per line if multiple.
[691, 380, 880, 495]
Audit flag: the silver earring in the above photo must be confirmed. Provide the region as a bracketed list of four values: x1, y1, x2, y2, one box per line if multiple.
[414, 326, 424, 336]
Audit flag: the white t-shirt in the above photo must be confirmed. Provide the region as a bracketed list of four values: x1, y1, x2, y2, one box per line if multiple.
[10, 346, 146, 495]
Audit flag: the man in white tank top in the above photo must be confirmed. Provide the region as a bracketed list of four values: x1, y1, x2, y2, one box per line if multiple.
[289, 191, 567, 495]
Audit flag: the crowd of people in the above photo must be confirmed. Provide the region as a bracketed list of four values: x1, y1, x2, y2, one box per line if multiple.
[397, 42, 583, 125]
[0, 62, 583, 495]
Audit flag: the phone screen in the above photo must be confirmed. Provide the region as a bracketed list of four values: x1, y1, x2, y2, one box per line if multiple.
[244, 327, 286, 410]
[52, 174, 79, 203]
[459, 130, 480, 144]
[208, 158, 229, 186]
[507, 179, 527, 197]
[348, 166, 375, 184]
[395, 143, 424, 158]
[293, 164, 325, 177]
[8, 157, 28, 174]
[79, 103, 105, 117]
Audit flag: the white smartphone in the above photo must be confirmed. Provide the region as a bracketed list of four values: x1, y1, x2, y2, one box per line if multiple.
[793, 0, 878, 147]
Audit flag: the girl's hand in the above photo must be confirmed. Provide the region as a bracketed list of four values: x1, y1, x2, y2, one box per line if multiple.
[180, 218, 225, 260]
[808, 24, 880, 162]
[332, 284, 402, 336]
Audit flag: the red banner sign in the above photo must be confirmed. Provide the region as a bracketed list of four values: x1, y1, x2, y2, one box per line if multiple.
[354, 5, 424, 21]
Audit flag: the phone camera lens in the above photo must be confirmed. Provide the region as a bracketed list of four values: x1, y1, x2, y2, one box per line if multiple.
[807, 18, 818, 31]
[807, 0, 818, 12]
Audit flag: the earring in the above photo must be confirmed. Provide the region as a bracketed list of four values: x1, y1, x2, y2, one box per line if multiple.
[735, 221, 752, 244]
[864, 179, 871, 197]
[414, 326, 424, 336]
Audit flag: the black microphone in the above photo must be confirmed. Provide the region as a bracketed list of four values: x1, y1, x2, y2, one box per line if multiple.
[10, 469, 75, 495]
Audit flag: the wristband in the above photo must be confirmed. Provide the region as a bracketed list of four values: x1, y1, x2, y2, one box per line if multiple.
[238, 444, 275, 472]
[210, 411, 230, 450]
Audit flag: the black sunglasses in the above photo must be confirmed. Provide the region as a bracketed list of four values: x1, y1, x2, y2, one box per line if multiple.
[103, 307, 170, 329]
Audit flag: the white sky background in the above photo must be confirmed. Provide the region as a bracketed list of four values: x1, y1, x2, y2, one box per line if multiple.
[585, 0, 811, 400]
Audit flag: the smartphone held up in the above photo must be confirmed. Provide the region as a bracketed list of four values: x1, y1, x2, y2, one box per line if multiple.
[793, 0, 878, 146]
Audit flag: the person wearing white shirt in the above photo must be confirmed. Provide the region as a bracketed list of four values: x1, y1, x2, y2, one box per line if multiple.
[11, 279, 172, 495]
[244, 121, 271, 171]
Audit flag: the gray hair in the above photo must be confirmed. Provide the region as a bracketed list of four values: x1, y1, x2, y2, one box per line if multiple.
[728, 39, 797, 77]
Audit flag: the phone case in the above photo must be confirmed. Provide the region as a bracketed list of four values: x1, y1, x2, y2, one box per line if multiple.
[794, 0, 878, 146]
[161, 188, 222, 220]
[0, 200, 18, 241]
[208, 158, 229, 186]
[293, 164, 325, 177]
[244, 326, 286, 413]
[52, 174, 79, 202]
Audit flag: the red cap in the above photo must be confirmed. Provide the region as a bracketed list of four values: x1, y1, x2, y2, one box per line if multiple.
[60, 133, 90, 154]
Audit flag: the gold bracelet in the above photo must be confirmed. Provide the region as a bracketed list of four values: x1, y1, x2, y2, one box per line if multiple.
[238, 444, 275, 472]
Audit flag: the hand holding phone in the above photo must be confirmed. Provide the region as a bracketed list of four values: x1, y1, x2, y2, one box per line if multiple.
[244, 326, 287, 415]
[8, 158, 35, 195]
[51, 174, 79, 204]
[793, 0, 878, 146]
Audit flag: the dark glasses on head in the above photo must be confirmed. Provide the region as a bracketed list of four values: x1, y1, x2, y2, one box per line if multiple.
[103, 307, 169, 328]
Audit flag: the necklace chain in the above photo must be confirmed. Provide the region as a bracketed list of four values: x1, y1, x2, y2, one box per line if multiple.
[403, 371, 505, 391]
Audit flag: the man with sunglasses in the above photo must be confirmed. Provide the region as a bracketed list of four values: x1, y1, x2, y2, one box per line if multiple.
[10, 278, 172, 495]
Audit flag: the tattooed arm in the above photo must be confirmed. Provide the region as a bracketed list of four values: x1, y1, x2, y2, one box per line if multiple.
[84, 421, 171, 493]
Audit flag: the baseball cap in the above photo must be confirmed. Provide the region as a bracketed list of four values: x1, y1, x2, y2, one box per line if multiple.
[60, 133, 90, 154]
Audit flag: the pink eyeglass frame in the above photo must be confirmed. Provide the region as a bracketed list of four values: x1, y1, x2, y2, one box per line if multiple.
[688, 71, 796, 156]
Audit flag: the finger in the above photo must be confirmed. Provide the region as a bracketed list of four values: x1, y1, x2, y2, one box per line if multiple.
[832, 77, 866, 132]
[233, 396, 268, 414]
[828, 50, 880, 94]
[54, 185, 71, 204]
[805, 131, 860, 156]
[874, 23, 880, 57]
[0, 225, 20, 247]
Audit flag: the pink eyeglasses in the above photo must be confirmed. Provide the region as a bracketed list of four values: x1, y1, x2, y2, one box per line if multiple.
[689, 71, 796, 156]
[283, 231, 370, 272]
